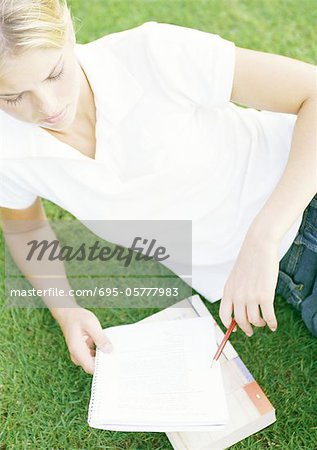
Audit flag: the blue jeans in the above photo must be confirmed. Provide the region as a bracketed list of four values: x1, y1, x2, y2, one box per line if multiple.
[276, 193, 317, 337]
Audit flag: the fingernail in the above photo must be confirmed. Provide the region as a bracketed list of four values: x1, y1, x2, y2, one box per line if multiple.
[246, 332, 253, 337]
[101, 343, 113, 353]
[233, 326, 237, 332]
[270, 327, 277, 332]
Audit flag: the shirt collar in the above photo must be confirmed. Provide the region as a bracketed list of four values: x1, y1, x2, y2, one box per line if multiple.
[74, 39, 144, 126]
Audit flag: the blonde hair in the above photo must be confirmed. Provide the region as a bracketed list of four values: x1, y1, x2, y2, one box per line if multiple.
[0, 0, 74, 71]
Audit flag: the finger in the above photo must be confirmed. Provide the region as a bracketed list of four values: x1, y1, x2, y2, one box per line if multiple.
[83, 361, 95, 375]
[70, 354, 80, 366]
[234, 303, 253, 336]
[85, 336, 94, 349]
[246, 304, 266, 327]
[77, 349, 95, 374]
[260, 301, 277, 331]
[71, 356, 94, 376]
[85, 320, 114, 354]
[69, 332, 96, 374]
[219, 297, 233, 329]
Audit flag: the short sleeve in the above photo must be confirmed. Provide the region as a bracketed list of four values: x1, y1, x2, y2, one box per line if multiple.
[0, 172, 37, 209]
[142, 21, 236, 109]
[0, 111, 38, 209]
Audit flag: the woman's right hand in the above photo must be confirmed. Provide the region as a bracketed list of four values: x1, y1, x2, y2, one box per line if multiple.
[57, 306, 113, 374]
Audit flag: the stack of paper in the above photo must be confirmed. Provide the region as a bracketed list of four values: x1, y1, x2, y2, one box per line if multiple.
[88, 315, 228, 432]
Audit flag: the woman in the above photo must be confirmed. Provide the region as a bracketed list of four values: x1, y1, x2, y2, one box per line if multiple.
[0, 0, 316, 375]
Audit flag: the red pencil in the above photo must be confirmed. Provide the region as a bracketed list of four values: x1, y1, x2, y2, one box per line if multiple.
[210, 318, 237, 368]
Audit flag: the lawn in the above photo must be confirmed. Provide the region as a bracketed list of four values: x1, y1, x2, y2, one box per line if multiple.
[1, 1, 316, 449]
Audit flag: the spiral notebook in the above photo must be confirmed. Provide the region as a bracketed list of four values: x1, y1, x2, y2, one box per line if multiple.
[88, 314, 229, 432]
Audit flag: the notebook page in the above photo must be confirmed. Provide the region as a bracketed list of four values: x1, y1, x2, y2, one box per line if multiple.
[90, 316, 228, 429]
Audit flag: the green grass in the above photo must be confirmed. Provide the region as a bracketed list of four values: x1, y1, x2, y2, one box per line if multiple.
[1, 1, 317, 449]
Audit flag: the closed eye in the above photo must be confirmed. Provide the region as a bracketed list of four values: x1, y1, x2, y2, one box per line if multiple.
[46, 66, 65, 83]
[3, 65, 65, 106]
[4, 94, 25, 106]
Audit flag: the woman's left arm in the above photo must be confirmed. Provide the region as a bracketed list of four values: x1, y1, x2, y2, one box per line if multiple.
[220, 47, 317, 336]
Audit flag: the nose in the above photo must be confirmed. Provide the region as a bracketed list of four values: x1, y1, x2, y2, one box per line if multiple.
[34, 85, 59, 118]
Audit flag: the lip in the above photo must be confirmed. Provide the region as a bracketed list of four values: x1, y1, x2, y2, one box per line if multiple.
[43, 105, 68, 124]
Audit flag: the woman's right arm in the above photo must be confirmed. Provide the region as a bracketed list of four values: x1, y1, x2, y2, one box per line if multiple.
[0, 198, 113, 374]
[0, 197, 79, 318]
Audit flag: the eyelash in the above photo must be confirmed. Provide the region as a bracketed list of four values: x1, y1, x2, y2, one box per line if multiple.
[4, 67, 65, 106]
[47, 67, 65, 83]
[5, 95, 24, 107]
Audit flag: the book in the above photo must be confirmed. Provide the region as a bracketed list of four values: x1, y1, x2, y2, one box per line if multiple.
[138, 295, 276, 449]
[87, 313, 229, 432]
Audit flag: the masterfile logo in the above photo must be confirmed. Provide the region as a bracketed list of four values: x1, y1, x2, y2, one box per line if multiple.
[25, 237, 171, 267]
[4, 219, 192, 309]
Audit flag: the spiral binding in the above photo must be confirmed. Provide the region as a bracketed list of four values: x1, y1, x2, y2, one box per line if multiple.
[88, 347, 101, 425]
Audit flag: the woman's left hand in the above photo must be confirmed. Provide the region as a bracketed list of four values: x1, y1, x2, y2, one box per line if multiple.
[219, 233, 280, 336]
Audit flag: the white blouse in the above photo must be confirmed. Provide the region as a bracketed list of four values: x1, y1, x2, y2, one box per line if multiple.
[0, 21, 302, 302]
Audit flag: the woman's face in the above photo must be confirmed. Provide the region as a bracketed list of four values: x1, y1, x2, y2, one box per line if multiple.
[0, 36, 81, 131]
